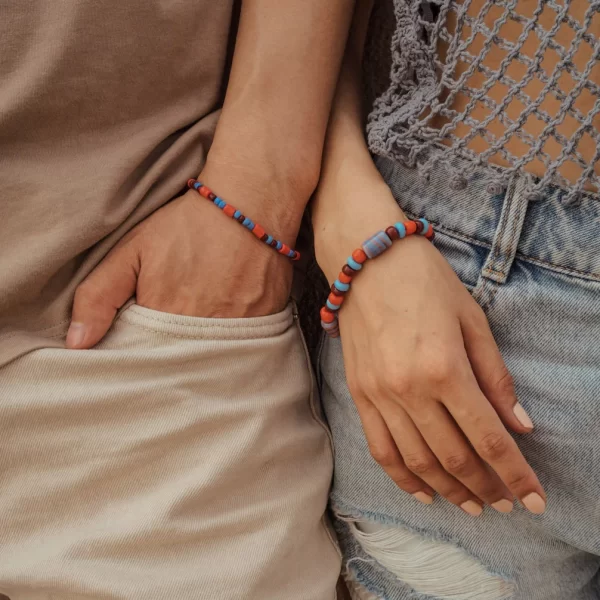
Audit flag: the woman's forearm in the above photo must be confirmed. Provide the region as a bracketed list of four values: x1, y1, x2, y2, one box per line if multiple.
[311, 0, 407, 280]
[202, 0, 355, 240]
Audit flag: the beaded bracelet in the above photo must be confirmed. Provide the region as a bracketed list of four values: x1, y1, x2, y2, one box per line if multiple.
[187, 178, 301, 261]
[320, 219, 435, 337]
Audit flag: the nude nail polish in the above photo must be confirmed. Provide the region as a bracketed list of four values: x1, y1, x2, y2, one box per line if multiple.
[491, 499, 514, 513]
[513, 403, 534, 429]
[522, 493, 546, 514]
[460, 500, 483, 517]
[413, 492, 434, 505]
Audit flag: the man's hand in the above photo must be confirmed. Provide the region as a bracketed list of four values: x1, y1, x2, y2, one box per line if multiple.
[65, 186, 293, 349]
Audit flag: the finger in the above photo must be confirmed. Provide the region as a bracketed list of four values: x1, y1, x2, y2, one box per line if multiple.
[66, 241, 140, 349]
[412, 401, 515, 513]
[444, 374, 547, 514]
[461, 306, 533, 434]
[379, 400, 485, 517]
[357, 399, 435, 504]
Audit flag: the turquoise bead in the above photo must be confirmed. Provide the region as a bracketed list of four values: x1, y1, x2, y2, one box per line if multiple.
[347, 257, 363, 271]
[418, 218, 430, 235]
[326, 300, 340, 311]
[394, 222, 407, 238]
[334, 279, 350, 292]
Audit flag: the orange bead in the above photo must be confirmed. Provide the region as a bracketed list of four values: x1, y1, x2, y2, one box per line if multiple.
[252, 224, 266, 239]
[328, 293, 344, 306]
[404, 221, 417, 235]
[425, 225, 434, 239]
[280, 243, 291, 255]
[199, 186, 211, 199]
[338, 272, 352, 284]
[223, 204, 236, 217]
[352, 248, 367, 264]
[320, 307, 335, 323]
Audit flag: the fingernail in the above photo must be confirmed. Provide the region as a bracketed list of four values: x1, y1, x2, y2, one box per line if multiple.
[491, 499, 514, 513]
[66, 322, 86, 348]
[460, 500, 483, 517]
[413, 491, 434, 505]
[513, 403, 534, 429]
[522, 493, 546, 514]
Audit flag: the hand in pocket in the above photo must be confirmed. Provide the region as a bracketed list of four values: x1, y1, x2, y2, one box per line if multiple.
[66, 188, 293, 350]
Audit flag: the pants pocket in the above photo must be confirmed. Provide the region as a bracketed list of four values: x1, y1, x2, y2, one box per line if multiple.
[0, 303, 339, 600]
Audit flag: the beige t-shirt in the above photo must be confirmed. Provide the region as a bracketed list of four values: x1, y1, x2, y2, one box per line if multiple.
[0, 1, 234, 367]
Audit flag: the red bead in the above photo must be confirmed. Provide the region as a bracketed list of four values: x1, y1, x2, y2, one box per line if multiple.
[331, 284, 346, 296]
[415, 220, 424, 234]
[187, 179, 196, 189]
[252, 224, 266, 239]
[386, 226, 399, 240]
[342, 265, 356, 277]
[338, 271, 352, 284]
[237, 214, 246, 223]
[328, 293, 344, 306]
[208, 192, 217, 201]
[352, 249, 367, 264]
[428, 229, 436, 241]
[320, 307, 335, 323]
[404, 221, 417, 235]
[292, 251, 301, 261]
[223, 204, 236, 217]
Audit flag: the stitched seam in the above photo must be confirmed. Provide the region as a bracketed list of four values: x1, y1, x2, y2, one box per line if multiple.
[0, 319, 70, 341]
[124, 307, 291, 330]
[414, 218, 600, 281]
[118, 319, 292, 341]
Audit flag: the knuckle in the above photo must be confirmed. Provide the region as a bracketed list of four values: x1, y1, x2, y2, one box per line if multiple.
[424, 355, 454, 386]
[381, 365, 411, 394]
[404, 453, 436, 476]
[478, 431, 510, 462]
[442, 453, 474, 477]
[369, 445, 398, 468]
[505, 470, 531, 490]
[392, 473, 419, 490]
[494, 368, 515, 397]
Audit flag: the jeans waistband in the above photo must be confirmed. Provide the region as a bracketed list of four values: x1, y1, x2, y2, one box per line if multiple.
[376, 154, 600, 282]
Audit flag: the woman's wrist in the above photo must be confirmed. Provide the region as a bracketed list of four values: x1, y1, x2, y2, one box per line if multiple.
[312, 171, 408, 282]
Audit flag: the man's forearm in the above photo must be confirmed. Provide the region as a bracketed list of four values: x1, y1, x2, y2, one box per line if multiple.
[202, 0, 355, 239]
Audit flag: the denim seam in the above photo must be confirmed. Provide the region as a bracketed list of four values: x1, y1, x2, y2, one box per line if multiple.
[415, 218, 600, 282]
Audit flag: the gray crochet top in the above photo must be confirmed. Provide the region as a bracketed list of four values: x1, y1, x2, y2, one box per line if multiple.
[366, 0, 600, 205]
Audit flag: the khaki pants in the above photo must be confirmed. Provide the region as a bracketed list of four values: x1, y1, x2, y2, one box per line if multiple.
[0, 303, 340, 599]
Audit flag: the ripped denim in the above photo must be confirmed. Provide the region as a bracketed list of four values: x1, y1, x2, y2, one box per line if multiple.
[319, 155, 600, 600]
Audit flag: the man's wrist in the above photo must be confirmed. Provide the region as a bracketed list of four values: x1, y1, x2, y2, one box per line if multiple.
[199, 140, 313, 245]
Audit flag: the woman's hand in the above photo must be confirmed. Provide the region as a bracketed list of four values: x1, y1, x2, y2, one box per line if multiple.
[314, 184, 546, 516]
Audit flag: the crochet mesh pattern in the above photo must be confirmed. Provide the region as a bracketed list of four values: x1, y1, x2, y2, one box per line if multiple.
[368, 0, 600, 204]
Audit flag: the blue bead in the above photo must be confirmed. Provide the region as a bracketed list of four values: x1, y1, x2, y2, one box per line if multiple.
[276, 241, 283, 250]
[287, 249, 295, 258]
[321, 320, 339, 331]
[265, 235, 274, 245]
[234, 210, 242, 219]
[418, 218, 430, 235]
[215, 198, 226, 208]
[362, 231, 392, 259]
[394, 222, 407, 238]
[242, 217, 252, 228]
[347, 257, 363, 271]
[193, 182, 201, 190]
[334, 279, 350, 292]
[326, 300, 340, 311]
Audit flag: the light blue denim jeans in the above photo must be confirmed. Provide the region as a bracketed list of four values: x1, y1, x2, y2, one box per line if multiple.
[319, 155, 600, 600]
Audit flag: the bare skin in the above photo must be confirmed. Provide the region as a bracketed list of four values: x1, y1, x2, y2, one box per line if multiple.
[312, 0, 548, 516]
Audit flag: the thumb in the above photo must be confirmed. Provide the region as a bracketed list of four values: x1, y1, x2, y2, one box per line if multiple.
[66, 243, 140, 349]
